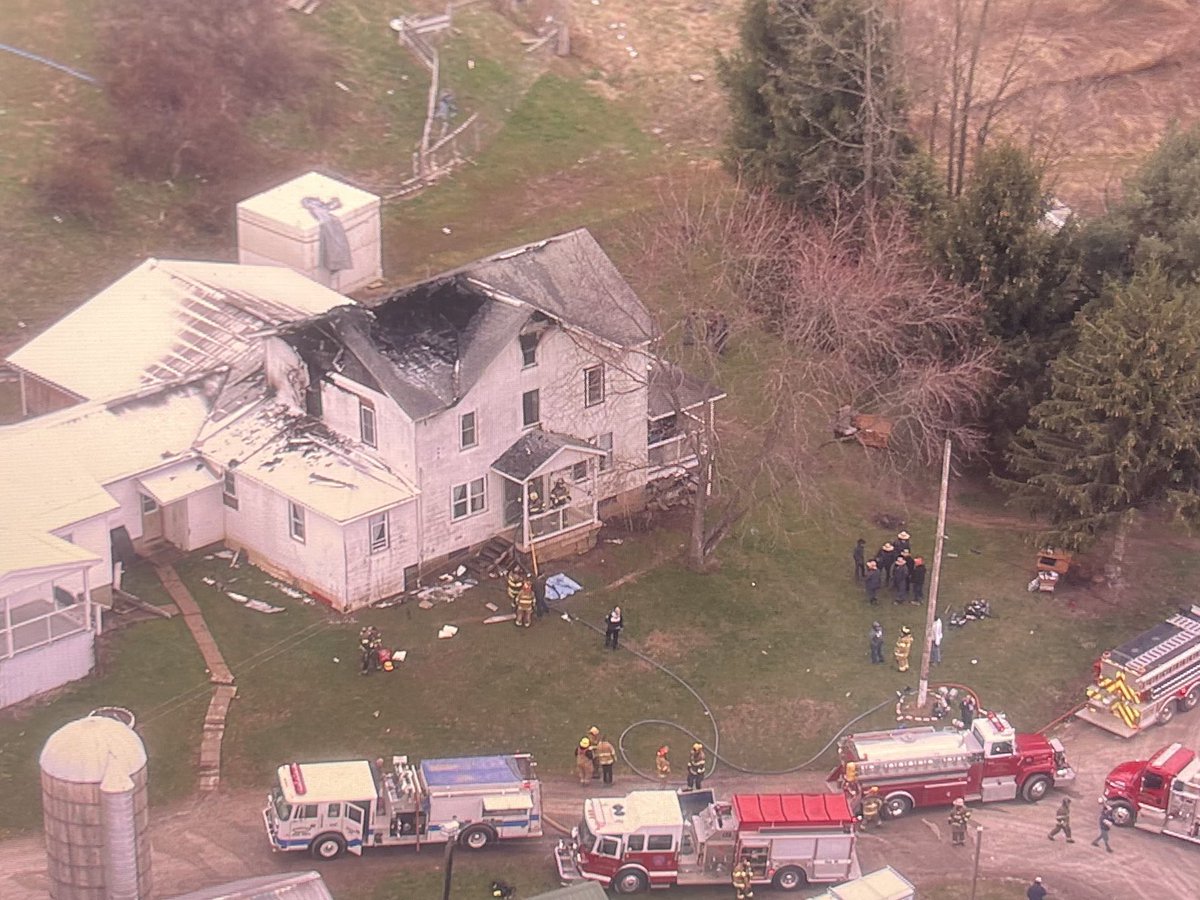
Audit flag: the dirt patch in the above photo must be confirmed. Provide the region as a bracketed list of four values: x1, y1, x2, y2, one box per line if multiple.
[638, 627, 715, 663]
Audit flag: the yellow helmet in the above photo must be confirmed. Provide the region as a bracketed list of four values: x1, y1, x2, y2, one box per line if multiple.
[580, 738, 591, 748]
[692, 742, 703, 751]
[588, 726, 600, 737]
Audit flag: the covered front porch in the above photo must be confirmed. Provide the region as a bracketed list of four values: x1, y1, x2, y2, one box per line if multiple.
[491, 430, 608, 556]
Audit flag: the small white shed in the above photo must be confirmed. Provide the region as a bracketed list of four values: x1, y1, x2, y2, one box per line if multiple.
[237, 172, 382, 293]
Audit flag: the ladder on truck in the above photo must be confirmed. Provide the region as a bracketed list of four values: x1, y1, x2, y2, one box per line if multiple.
[1126, 607, 1200, 676]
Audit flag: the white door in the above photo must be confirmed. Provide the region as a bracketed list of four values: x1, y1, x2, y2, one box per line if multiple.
[345, 802, 367, 855]
[140, 493, 163, 541]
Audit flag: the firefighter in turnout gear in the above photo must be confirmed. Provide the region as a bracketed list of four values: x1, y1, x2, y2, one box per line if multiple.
[894, 625, 914, 672]
[514, 579, 535, 627]
[686, 743, 706, 791]
[576, 739, 593, 785]
[949, 798, 971, 847]
[731, 857, 754, 900]
[587, 727, 602, 778]
[506, 565, 525, 611]
[656, 745, 671, 788]
[1048, 797, 1074, 842]
[358, 626, 382, 675]
[594, 736, 617, 784]
[860, 786, 883, 829]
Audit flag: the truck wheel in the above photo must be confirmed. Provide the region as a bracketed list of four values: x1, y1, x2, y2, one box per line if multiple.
[1109, 800, 1137, 827]
[773, 866, 807, 891]
[1021, 774, 1051, 803]
[310, 833, 346, 860]
[460, 824, 495, 851]
[1180, 687, 1199, 712]
[1157, 701, 1176, 726]
[612, 868, 648, 894]
[883, 794, 913, 819]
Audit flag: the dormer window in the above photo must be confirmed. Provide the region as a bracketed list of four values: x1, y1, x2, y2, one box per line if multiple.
[359, 399, 377, 448]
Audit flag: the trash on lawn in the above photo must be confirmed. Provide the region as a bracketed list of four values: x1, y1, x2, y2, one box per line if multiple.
[414, 579, 477, 604]
[229, 549, 242, 568]
[544, 573, 582, 601]
[202, 576, 217, 586]
[373, 710, 380, 718]
[438, 625, 459, 639]
[485, 602, 499, 612]
[605, 538, 624, 544]
[267, 580, 307, 600]
[484, 614, 516, 624]
[213, 550, 235, 559]
[333, 657, 340, 663]
[391, 650, 407, 663]
[227, 591, 285, 613]
[228, 591, 249, 603]
[454, 565, 467, 577]
[373, 595, 405, 608]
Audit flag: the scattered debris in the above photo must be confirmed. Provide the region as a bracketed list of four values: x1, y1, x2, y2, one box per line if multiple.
[213, 550, 235, 559]
[229, 549, 242, 568]
[335, 81, 351, 93]
[267, 580, 307, 599]
[484, 614, 516, 624]
[392, 650, 407, 663]
[604, 538, 624, 545]
[333, 657, 340, 663]
[226, 591, 286, 614]
[372, 596, 405, 608]
[689, 73, 705, 83]
[485, 602, 499, 612]
[437, 625, 459, 639]
[414, 579, 478, 604]
[202, 576, 217, 586]
[947, 552, 960, 559]
[442, 226, 452, 234]
[419, 600, 435, 610]
[454, 564, 467, 577]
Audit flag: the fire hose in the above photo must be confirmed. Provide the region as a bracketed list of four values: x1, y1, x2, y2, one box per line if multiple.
[562, 611, 897, 782]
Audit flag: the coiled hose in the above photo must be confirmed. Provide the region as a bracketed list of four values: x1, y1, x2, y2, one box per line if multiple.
[564, 611, 897, 782]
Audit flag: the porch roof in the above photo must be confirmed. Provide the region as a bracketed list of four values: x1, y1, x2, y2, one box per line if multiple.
[0, 528, 100, 585]
[647, 362, 726, 420]
[137, 458, 220, 506]
[491, 429, 604, 481]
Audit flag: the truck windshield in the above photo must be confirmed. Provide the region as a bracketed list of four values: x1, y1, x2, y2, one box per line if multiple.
[578, 819, 597, 852]
[271, 787, 293, 821]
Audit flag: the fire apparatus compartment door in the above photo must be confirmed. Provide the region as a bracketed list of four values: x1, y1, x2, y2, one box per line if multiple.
[812, 834, 855, 881]
[922, 776, 972, 806]
[482, 793, 535, 835]
[980, 775, 1018, 803]
[1164, 782, 1200, 842]
[344, 802, 367, 855]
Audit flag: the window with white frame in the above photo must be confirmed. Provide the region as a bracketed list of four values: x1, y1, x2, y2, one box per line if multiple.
[140, 493, 158, 514]
[223, 469, 239, 510]
[584, 364, 605, 407]
[359, 400, 377, 448]
[460, 411, 477, 450]
[289, 502, 306, 543]
[368, 512, 389, 553]
[593, 433, 614, 472]
[452, 477, 487, 520]
[572, 460, 589, 483]
[522, 389, 540, 428]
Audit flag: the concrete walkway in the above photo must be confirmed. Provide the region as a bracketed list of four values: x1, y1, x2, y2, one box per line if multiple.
[154, 564, 237, 791]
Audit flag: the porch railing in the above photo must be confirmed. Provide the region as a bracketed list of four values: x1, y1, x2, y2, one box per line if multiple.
[527, 500, 596, 542]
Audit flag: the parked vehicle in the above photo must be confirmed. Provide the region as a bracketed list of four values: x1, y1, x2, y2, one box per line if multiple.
[1103, 742, 1200, 844]
[555, 789, 857, 894]
[1077, 605, 1200, 737]
[263, 753, 541, 858]
[827, 711, 1075, 818]
[811, 867, 916, 900]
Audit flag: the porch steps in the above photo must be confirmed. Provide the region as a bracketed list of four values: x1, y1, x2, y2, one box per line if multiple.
[470, 537, 516, 578]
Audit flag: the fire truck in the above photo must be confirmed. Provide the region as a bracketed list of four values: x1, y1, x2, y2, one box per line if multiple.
[1076, 605, 1200, 737]
[263, 753, 541, 859]
[555, 789, 858, 894]
[1102, 742, 1200, 844]
[827, 711, 1075, 818]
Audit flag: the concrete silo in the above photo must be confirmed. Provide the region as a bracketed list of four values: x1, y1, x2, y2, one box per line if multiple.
[40, 715, 153, 900]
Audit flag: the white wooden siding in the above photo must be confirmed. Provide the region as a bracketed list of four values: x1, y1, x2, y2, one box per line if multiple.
[0, 630, 94, 709]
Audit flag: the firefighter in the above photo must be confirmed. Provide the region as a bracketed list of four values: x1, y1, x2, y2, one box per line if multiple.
[949, 798, 971, 847]
[864, 560, 882, 606]
[587, 726, 602, 778]
[604, 606, 624, 650]
[731, 857, 754, 900]
[575, 739, 593, 785]
[506, 564, 525, 611]
[655, 745, 671, 788]
[1048, 797, 1074, 842]
[358, 626, 382, 675]
[549, 478, 570, 508]
[594, 735, 616, 784]
[514, 579, 535, 627]
[894, 625, 914, 672]
[869, 621, 885, 664]
[960, 694, 978, 730]
[910, 557, 927, 604]
[860, 786, 883, 829]
[686, 743, 706, 791]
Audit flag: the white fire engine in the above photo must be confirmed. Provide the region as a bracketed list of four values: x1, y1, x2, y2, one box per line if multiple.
[828, 711, 1075, 818]
[555, 789, 858, 894]
[1103, 742, 1200, 844]
[263, 753, 541, 859]
[1077, 605, 1200, 737]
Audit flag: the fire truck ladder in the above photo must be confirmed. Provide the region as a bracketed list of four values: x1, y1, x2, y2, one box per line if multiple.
[1126, 613, 1200, 676]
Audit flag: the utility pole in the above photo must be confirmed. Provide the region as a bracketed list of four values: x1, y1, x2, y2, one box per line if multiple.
[969, 824, 984, 900]
[918, 439, 952, 708]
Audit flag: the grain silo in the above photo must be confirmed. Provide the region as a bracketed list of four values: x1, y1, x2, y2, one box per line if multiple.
[40, 715, 152, 900]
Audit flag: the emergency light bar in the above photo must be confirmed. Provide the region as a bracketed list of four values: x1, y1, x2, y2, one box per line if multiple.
[290, 763, 307, 795]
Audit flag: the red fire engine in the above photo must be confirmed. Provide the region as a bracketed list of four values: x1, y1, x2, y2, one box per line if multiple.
[1077, 605, 1200, 737]
[827, 711, 1075, 818]
[1103, 742, 1200, 844]
[555, 789, 858, 894]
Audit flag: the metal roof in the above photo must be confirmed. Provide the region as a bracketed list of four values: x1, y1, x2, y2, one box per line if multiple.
[848, 727, 974, 762]
[0, 528, 100, 584]
[813, 867, 916, 900]
[491, 429, 605, 481]
[137, 458, 220, 506]
[238, 171, 378, 234]
[588, 791, 684, 835]
[7, 258, 352, 400]
[278, 761, 378, 804]
[732, 793, 855, 828]
[169, 872, 335, 900]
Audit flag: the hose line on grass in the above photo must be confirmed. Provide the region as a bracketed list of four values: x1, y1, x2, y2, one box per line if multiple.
[563, 611, 896, 782]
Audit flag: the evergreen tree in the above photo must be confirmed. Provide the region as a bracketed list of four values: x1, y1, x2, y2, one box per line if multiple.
[718, 0, 909, 208]
[934, 143, 1080, 450]
[1003, 269, 1200, 550]
[1081, 123, 1200, 289]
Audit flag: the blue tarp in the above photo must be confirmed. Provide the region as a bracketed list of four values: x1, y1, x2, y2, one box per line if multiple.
[420, 755, 522, 788]
[545, 573, 582, 601]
